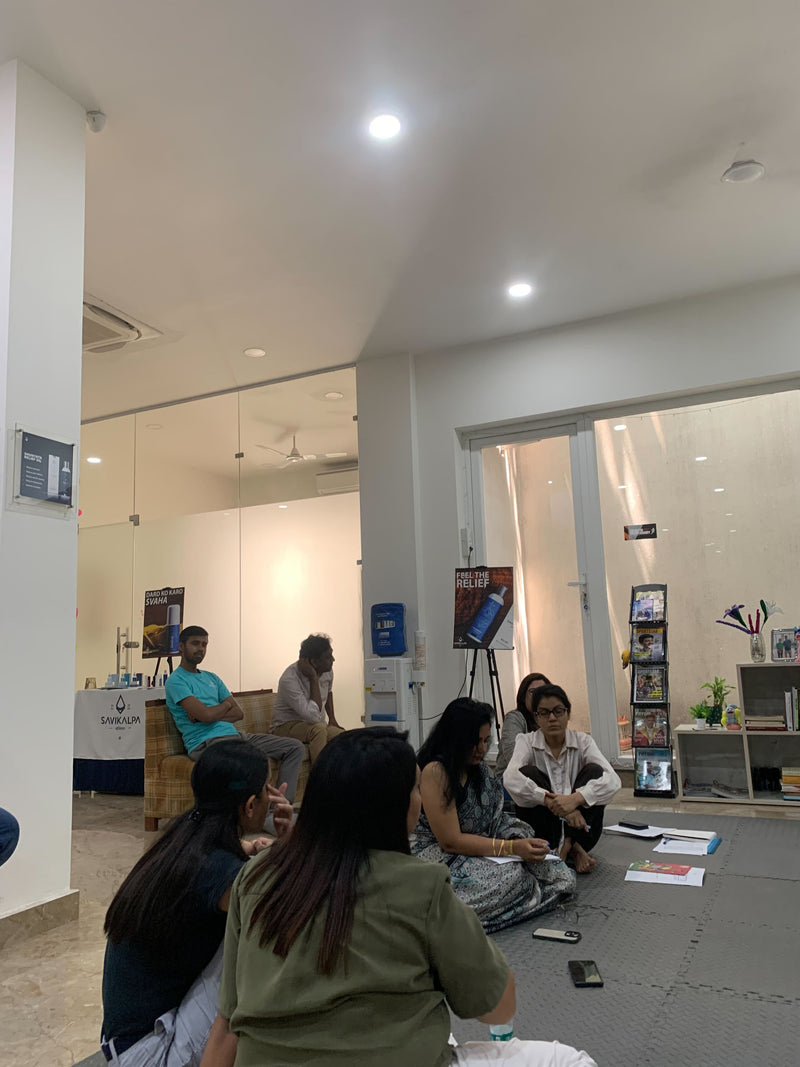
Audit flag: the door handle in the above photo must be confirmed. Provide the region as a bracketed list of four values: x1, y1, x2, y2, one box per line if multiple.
[567, 576, 589, 613]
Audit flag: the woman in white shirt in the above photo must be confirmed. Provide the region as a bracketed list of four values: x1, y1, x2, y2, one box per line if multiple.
[503, 685, 620, 875]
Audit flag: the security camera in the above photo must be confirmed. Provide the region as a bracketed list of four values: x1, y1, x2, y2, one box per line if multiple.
[86, 110, 107, 134]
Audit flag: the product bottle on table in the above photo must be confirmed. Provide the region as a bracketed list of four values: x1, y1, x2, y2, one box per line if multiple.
[489, 1020, 514, 1041]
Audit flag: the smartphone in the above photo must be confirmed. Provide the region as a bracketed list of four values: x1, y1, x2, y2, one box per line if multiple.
[568, 960, 604, 987]
[619, 821, 649, 831]
[532, 928, 582, 944]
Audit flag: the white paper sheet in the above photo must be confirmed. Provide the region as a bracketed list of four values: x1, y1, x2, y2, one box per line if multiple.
[625, 866, 705, 886]
[485, 855, 523, 864]
[652, 838, 710, 856]
[606, 824, 718, 842]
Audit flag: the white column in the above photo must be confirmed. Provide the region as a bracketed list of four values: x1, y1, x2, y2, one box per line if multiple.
[0, 60, 85, 926]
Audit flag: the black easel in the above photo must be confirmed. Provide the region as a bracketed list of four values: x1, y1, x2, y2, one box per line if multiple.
[152, 655, 174, 680]
[467, 647, 506, 737]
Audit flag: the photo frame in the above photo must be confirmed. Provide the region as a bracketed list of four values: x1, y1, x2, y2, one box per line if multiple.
[632, 707, 669, 748]
[632, 665, 667, 704]
[771, 628, 799, 662]
[631, 625, 666, 663]
[633, 747, 674, 797]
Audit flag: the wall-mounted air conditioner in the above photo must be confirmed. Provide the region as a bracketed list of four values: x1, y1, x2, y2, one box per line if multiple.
[82, 295, 162, 354]
[315, 467, 359, 496]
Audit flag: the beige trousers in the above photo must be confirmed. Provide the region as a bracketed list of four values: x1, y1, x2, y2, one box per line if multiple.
[272, 720, 344, 763]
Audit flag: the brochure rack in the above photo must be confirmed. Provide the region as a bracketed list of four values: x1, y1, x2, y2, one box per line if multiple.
[629, 584, 674, 797]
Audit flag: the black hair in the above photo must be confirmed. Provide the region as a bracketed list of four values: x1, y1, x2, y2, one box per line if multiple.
[179, 625, 208, 644]
[245, 728, 416, 975]
[299, 633, 332, 661]
[515, 672, 552, 730]
[417, 697, 493, 803]
[528, 684, 572, 731]
[104, 741, 268, 953]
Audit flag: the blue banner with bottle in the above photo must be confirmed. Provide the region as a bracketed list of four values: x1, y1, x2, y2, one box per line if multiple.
[453, 567, 514, 650]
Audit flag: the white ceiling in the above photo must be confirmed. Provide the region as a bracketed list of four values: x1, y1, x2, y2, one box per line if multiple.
[3, 1, 800, 423]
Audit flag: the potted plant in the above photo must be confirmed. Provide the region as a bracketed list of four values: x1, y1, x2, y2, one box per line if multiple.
[689, 703, 710, 730]
[700, 677, 734, 727]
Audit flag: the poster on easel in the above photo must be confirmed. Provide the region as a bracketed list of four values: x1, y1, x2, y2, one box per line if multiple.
[453, 567, 514, 650]
[142, 587, 185, 658]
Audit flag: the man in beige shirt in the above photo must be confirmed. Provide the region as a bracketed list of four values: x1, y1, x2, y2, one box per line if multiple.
[270, 634, 343, 763]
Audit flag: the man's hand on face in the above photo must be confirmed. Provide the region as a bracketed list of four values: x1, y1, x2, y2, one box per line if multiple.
[298, 657, 317, 679]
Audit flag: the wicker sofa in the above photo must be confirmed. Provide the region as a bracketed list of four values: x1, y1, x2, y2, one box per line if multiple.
[144, 689, 311, 831]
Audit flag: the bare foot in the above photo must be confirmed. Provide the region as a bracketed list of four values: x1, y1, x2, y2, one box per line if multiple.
[559, 837, 573, 862]
[570, 843, 596, 874]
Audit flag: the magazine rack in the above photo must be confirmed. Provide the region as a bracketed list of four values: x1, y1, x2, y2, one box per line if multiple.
[629, 583, 674, 797]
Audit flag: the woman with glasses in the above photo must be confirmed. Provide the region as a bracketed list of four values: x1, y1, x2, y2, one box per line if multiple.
[503, 685, 621, 874]
[494, 672, 551, 777]
[412, 698, 575, 932]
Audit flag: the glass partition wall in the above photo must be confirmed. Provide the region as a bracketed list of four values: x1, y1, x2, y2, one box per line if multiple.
[76, 369, 365, 728]
[475, 386, 800, 760]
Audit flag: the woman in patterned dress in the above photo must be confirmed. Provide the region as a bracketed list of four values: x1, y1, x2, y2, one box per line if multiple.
[412, 698, 575, 933]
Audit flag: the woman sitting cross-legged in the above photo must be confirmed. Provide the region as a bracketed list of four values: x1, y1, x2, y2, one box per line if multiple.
[503, 685, 621, 875]
[412, 698, 575, 932]
[101, 740, 293, 1066]
[494, 672, 551, 778]
[200, 727, 598, 1067]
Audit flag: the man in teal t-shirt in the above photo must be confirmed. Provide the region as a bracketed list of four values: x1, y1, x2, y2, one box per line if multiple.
[165, 626, 304, 802]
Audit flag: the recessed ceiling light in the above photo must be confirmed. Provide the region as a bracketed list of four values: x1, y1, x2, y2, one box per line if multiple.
[507, 281, 533, 299]
[278, 504, 288, 509]
[243, 347, 266, 358]
[695, 456, 708, 462]
[729, 529, 737, 533]
[613, 424, 627, 431]
[721, 159, 765, 183]
[325, 452, 348, 459]
[714, 487, 725, 492]
[662, 528, 669, 532]
[725, 512, 733, 517]
[323, 391, 344, 401]
[368, 114, 401, 139]
[547, 480, 553, 485]
[86, 456, 102, 464]
[145, 423, 162, 430]
[618, 484, 627, 489]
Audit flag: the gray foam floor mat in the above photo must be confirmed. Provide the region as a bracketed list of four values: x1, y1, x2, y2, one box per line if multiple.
[449, 807, 800, 1066]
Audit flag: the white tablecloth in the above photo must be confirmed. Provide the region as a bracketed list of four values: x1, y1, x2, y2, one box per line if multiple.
[73, 688, 165, 760]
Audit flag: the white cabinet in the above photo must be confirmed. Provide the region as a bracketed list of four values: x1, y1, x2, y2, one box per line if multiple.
[675, 663, 800, 805]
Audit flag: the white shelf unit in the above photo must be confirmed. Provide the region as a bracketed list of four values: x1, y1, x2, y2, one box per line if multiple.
[675, 663, 800, 806]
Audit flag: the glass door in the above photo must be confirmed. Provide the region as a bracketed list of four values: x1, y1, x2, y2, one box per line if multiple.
[468, 420, 617, 753]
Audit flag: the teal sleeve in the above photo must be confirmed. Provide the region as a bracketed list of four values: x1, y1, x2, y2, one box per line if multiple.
[214, 674, 232, 701]
[165, 671, 193, 710]
[426, 870, 510, 1019]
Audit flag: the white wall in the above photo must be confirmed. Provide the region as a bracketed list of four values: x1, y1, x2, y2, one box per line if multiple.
[0, 62, 85, 919]
[357, 274, 800, 738]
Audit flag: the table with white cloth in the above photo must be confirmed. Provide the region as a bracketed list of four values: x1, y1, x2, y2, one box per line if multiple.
[73, 687, 165, 794]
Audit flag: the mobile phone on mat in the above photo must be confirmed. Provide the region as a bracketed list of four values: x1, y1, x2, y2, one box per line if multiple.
[619, 821, 649, 830]
[532, 928, 582, 943]
[568, 960, 604, 987]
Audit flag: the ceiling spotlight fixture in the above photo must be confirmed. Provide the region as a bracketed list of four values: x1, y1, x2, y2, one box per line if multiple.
[721, 159, 765, 184]
[618, 484, 627, 490]
[243, 347, 266, 358]
[613, 424, 627, 431]
[323, 391, 344, 401]
[507, 281, 533, 299]
[714, 487, 725, 492]
[86, 456, 102, 464]
[695, 456, 707, 462]
[278, 504, 288, 509]
[368, 114, 401, 140]
[547, 480, 553, 485]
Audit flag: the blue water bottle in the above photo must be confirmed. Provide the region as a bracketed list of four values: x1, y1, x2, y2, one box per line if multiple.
[467, 586, 507, 644]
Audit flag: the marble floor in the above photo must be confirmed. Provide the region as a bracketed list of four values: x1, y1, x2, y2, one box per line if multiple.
[1, 790, 798, 1067]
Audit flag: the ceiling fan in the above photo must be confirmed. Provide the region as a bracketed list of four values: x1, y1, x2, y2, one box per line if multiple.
[256, 433, 316, 467]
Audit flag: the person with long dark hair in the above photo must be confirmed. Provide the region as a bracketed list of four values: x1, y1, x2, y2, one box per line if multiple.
[504, 684, 621, 874]
[200, 728, 597, 1067]
[495, 672, 551, 777]
[101, 740, 292, 1066]
[412, 698, 574, 932]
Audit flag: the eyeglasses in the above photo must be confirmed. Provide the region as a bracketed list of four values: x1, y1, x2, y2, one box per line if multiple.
[535, 706, 569, 720]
